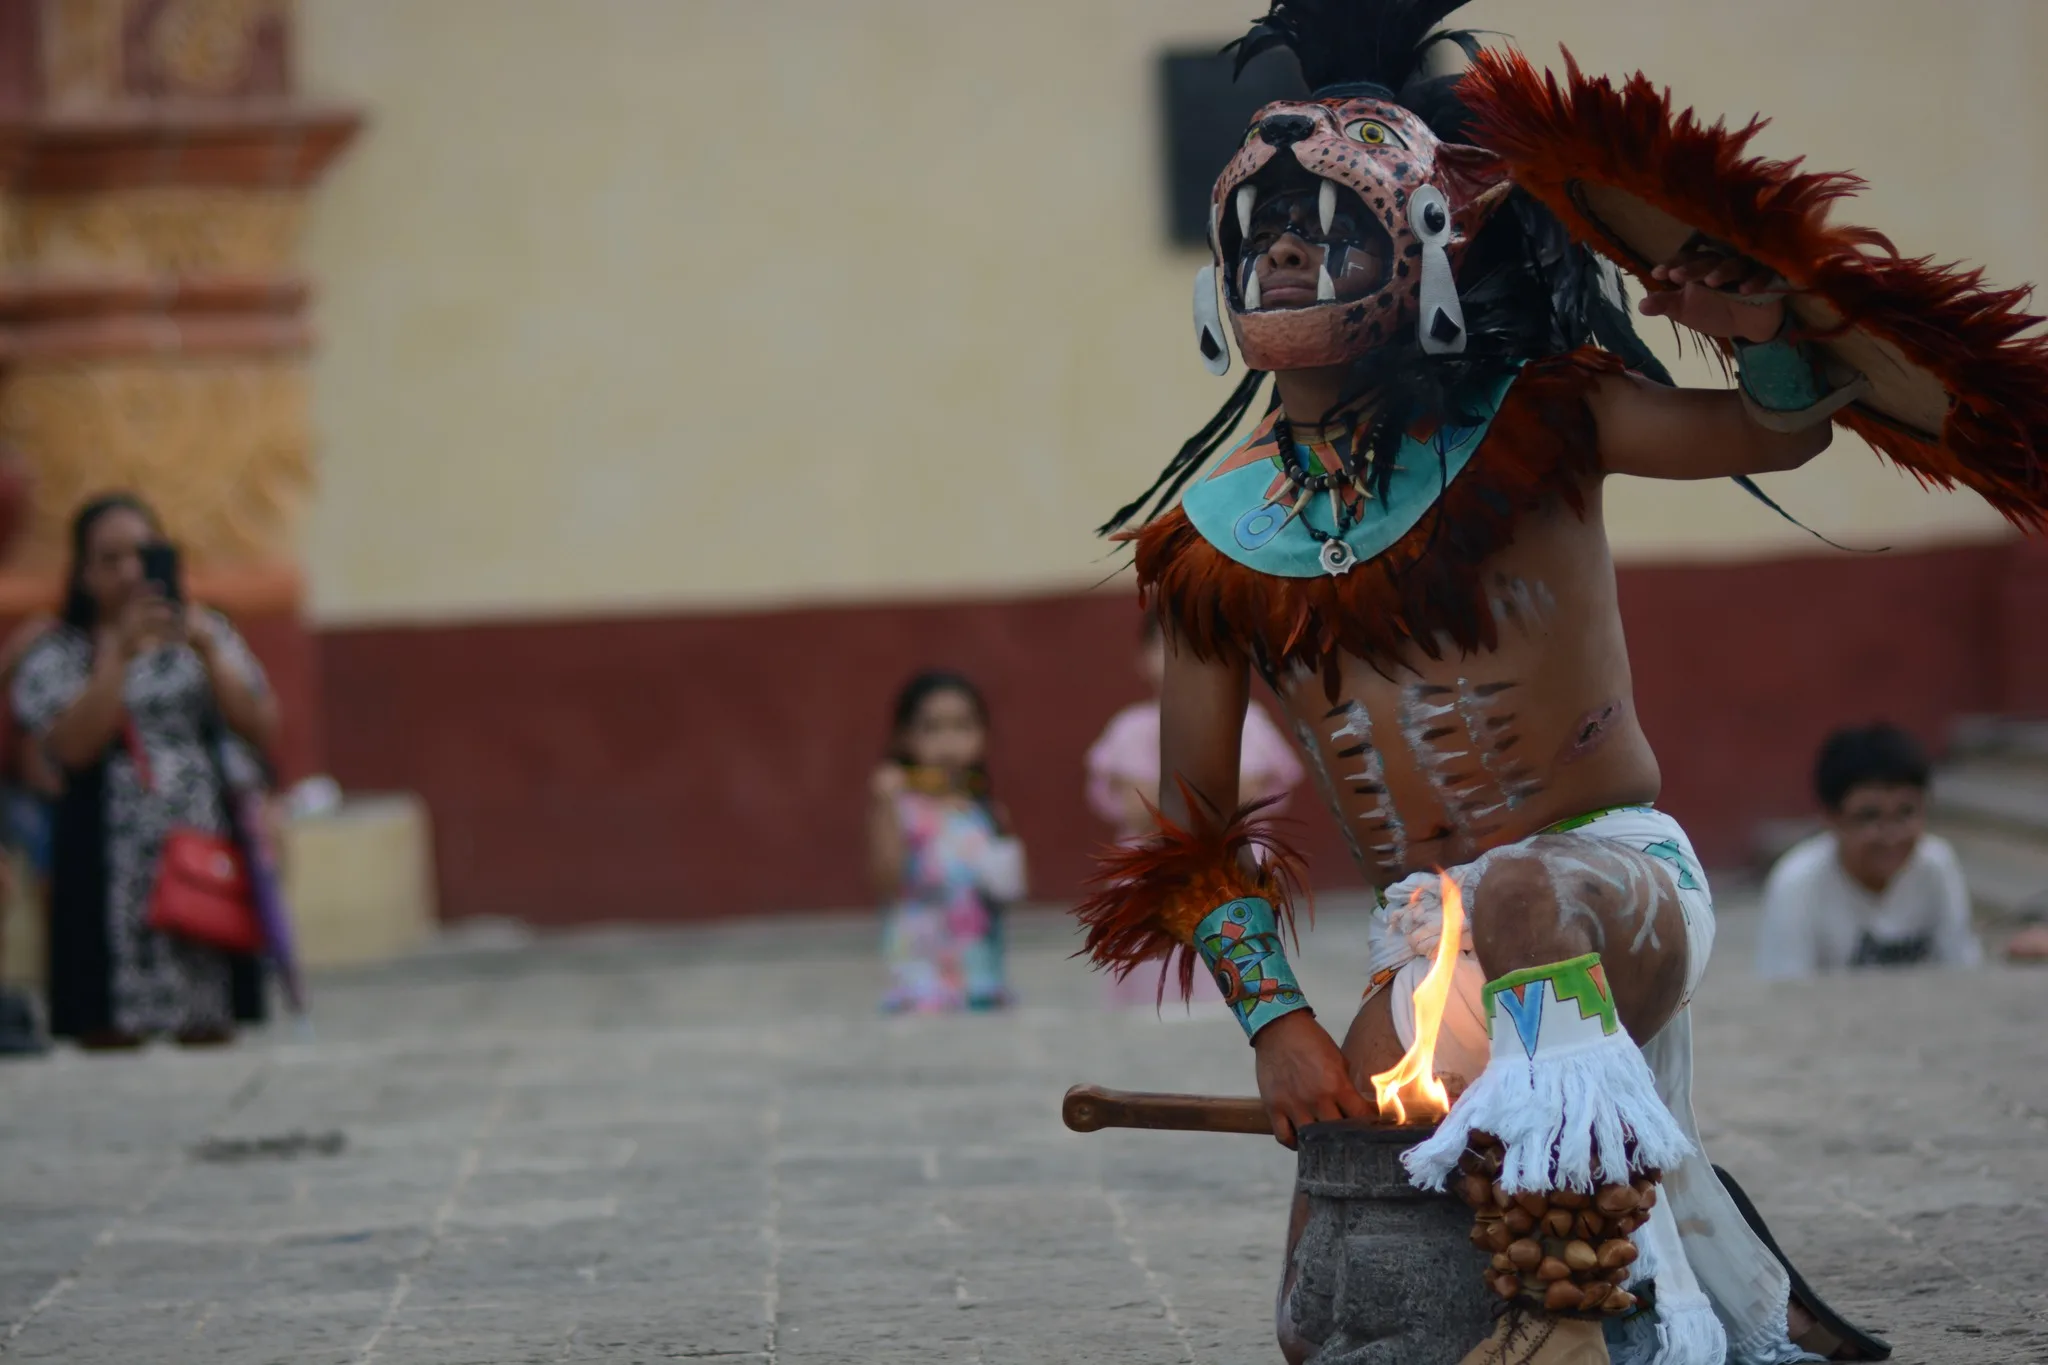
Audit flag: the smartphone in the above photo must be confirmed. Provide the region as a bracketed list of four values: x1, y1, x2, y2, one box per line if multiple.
[138, 542, 183, 604]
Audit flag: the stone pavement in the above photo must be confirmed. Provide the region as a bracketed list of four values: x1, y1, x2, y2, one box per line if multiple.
[0, 894, 2043, 1365]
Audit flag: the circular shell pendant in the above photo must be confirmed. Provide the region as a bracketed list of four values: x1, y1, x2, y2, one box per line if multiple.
[1319, 537, 1358, 576]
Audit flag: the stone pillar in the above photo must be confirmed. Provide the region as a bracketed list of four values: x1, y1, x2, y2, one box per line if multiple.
[0, 0, 359, 779]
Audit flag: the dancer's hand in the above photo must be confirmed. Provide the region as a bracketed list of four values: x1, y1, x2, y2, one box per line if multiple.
[1253, 1011, 1374, 1148]
[1638, 242, 1784, 343]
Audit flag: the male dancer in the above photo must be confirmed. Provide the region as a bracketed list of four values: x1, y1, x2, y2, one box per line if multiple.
[1078, 3, 2048, 1362]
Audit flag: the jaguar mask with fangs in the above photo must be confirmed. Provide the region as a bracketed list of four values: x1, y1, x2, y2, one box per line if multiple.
[1209, 89, 1511, 373]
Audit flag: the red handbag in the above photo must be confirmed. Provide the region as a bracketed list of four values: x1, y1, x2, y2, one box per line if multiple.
[149, 831, 263, 954]
[128, 722, 264, 955]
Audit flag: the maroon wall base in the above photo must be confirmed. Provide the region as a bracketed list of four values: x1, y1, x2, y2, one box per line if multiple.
[1995, 538, 2048, 715]
[319, 594, 1154, 925]
[236, 611, 323, 782]
[320, 541, 2036, 924]
[1620, 542, 2016, 870]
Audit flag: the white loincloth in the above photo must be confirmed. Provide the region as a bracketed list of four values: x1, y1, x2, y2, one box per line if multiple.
[1364, 806, 1816, 1365]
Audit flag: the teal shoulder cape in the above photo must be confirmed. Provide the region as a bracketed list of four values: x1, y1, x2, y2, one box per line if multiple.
[1180, 367, 1521, 580]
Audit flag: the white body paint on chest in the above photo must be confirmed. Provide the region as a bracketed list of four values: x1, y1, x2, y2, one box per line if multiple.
[1291, 716, 1369, 871]
[1331, 701, 1406, 867]
[1489, 575, 1558, 633]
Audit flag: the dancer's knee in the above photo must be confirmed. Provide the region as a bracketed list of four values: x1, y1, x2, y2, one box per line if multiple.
[1469, 853, 1601, 977]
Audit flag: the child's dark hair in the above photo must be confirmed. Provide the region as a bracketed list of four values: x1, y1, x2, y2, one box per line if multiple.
[888, 670, 993, 799]
[1814, 724, 1930, 811]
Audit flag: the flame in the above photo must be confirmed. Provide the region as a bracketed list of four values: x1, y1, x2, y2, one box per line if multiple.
[1370, 873, 1465, 1125]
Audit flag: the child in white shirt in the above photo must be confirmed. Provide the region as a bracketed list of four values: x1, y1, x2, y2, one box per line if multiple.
[1758, 724, 1981, 979]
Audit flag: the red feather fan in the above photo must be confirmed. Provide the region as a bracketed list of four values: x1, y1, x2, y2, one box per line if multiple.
[1460, 47, 2048, 529]
[1074, 788, 1311, 1003]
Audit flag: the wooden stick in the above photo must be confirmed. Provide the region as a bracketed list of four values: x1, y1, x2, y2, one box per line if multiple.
[1061, 1084, 1271, 1136]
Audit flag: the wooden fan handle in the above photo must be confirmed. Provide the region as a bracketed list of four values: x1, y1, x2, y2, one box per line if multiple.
[1061, 1084, 1271, 1136]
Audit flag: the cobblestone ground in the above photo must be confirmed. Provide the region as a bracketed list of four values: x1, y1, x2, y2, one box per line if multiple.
[0, 895, 2043, 1365]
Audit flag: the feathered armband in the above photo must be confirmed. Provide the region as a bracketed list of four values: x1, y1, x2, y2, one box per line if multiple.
[1074, 790, 1313, 1041]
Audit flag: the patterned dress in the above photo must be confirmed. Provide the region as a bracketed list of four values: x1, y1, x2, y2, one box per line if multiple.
[13, 617, 268, 1038]
[881, 792, 1011, 1013]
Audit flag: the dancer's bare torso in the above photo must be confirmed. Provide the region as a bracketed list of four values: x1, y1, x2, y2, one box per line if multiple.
[1160, 358, 1826, 897]
[1272, 480, 1655, 888]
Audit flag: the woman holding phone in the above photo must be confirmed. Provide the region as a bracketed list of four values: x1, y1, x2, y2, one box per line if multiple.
[10, 493, 277, 1047]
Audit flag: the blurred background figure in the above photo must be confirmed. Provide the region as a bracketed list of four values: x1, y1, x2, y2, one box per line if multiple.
[0, 611, 58, 1056]
[2007, 922, 2048, 963]
[1756, 724, 1982, 979]
[871, 671, 1025, 1014]
[1086, 613, 1305, 844]
[12, 495, 279, 1048]
[1086, 613, 1302, 1008]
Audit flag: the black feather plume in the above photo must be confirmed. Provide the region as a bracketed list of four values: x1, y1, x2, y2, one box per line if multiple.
[1227, 0, 1479, 97]
[1099, 371, 1271, 535]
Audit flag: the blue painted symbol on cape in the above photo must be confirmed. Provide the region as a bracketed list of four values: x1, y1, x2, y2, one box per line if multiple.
[1234, 501, 1289, 550]
[1493, 979, 1546, 1058]
[1432, 422, 1483, 455]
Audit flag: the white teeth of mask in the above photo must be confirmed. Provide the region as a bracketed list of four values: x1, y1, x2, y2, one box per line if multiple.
[1319, 179, 1337, 236]
[1244, 266, 1262, 310]
[1237, 185, 1257, 240]
[1316, 262, 1336, 301]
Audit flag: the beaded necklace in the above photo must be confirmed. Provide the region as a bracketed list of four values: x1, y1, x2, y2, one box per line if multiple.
[1272, 409, 1394, 576]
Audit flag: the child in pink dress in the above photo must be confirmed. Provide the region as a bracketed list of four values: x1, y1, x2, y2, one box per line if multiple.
[872, 671, 1026, 1013]
[1085, 615, 1303, 1007]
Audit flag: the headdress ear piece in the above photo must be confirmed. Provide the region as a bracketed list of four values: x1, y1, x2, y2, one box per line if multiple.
[1409, 184, 1466, 355]
[1193, 263, 1232, 376]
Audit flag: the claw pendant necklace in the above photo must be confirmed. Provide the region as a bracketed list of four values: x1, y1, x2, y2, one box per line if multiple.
[1275, 410, 1392, 577]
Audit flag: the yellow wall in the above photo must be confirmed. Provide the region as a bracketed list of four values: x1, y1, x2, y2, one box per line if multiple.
[299, 0, 2037, 625]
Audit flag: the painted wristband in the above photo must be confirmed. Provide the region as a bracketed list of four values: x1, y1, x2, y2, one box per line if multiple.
[1194, 897, 1310, 1043]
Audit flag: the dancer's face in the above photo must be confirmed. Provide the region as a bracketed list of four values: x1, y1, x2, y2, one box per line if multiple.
[901, 688, 986, 775]
[1828, 781, 1925, 892]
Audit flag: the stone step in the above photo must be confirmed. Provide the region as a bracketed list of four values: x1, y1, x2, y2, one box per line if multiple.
[1946, 715, 2048, 768]
[1929, 762, 2048, 840]
[1932, 824, 2048, 923]
[285, 793, 439, 970]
